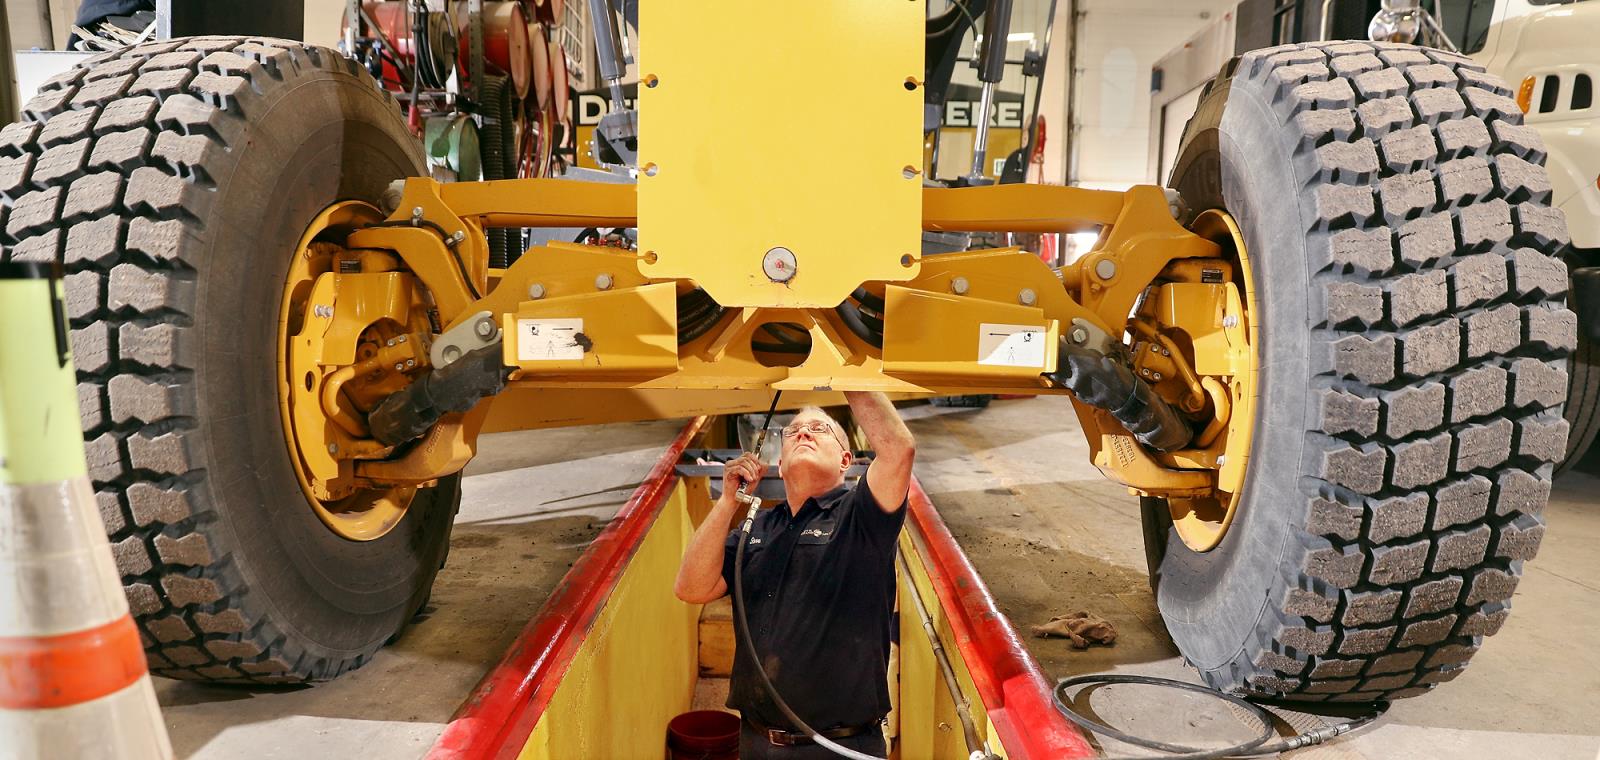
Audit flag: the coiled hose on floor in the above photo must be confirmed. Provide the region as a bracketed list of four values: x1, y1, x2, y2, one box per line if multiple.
[1052, 674, 1388, 759]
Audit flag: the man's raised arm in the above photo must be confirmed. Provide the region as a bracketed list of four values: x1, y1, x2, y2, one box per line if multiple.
[845, 391, 915, 513]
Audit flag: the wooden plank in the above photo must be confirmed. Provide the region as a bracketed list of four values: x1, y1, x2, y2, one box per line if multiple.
[697, 597, 734, 677]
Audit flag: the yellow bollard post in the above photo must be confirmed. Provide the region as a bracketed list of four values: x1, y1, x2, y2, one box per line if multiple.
[0, 261, 175, 760]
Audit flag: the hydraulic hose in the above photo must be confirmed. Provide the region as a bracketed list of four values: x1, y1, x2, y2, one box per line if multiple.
[896, 551, 998, 760]
[1044, 341, 1192, 452]
[851, 286, 885, 313]
[730, 391, 885, 760]
[1052, 674, 1388, 760]
[834, 298, 884, 349]
[677, 289, 726, 345]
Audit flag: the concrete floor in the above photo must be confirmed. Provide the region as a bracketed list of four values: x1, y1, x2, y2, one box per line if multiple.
[152, 419, 686, 759]
[905, 398, 1600, 760]
[153, 398, 1600, 759]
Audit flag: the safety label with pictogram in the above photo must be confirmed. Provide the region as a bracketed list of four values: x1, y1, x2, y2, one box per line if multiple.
[516, 318, 585, 361]
[977, 323, 1047, 368]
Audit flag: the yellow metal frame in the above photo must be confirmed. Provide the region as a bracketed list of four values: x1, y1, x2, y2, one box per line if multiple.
[275, 169, 1273, 547]
[279, 202, 445, 541]
[263, 3, 1266, 546]
[635, 0, 925, 309]
[1151, 210, 1259, 551]
[275, 178, 1251, 512]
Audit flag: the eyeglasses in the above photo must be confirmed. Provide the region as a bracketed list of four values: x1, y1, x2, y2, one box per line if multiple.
[781, 421, 844, 445]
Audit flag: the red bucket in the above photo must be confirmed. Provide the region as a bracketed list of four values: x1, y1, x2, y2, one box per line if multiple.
[667, 710, 740, 760]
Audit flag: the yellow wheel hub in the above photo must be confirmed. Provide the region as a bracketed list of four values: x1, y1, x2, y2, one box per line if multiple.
[1134, 209, 1260, 552]
[278, 201, 434, 541]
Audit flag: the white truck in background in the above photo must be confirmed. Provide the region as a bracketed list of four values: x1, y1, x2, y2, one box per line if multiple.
[1471, 0, 1599, 252]
[1464, 0, 1600, 471]
[1150, 0, 1600, 470]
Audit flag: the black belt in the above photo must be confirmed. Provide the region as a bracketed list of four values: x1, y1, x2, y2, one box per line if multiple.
[746, 719, 876, 747]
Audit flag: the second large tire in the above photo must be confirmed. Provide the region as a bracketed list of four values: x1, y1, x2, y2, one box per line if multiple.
[0, 37, 458, 682]
[1559, 330, 1600, 472]
[1150, 41, 1575, 702]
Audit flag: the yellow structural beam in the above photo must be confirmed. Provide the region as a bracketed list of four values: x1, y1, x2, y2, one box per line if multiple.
[636, 0, 925, 309]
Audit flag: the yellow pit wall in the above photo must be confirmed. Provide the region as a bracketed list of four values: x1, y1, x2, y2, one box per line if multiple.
[515, 476, 1009, 759]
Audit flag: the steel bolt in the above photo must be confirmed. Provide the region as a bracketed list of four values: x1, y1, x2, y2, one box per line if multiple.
[1018, 288, 1037, 306]
[1094, 258, 1117, 280]
[397, 335, 406, 344]
[475, 317, 496, 339]
[1150, 344, 1160, 354]
[1070, 327, 1089, 344]
[411, 206, 423, 218]
[595, 273, 614, 290]
[328, 443, 339, 454]
[1152, 371, 1163, 381]
[950, 276, 970, 295]
[405, 359, 415, 368]
[453, 230, 466, 242]
[1161, 348, 1170, 356]
[386, 338, 396, 347]
[1222, 315, 1239, 329]
[394, 363, 404, 371]
[762, 247, 798, 283]
[528, 283, 546, 299]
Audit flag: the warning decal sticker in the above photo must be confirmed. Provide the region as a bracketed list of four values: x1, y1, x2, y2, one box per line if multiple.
[516, 318, 585, 361]
[977, 323, 1047, 368]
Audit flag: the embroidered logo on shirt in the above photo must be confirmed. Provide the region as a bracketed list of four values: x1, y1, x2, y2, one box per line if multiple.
[800, 528, 832, 539]
[748, 537, 762, 545]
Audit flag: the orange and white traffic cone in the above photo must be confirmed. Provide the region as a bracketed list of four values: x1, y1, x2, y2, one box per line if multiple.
[0, 262, 173, 760]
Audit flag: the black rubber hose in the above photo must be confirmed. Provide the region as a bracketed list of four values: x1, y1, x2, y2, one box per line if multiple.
[851, 286, 885, 313]
[1044, 341, 1191, 452]
[834, 301, 883, 349]
[368, 343, 508, 446]
[760, 323, 810, 347]
[751, 341, 811, 355]
[678, 305, 727, 345]
[676, 289, 722, 344]
[677, 287, 712, 310]
[478, 75, 517, 268]
[1052, 674, 1388, 759]
[677, 294, 718, 324]
[856, 308, 884, 335]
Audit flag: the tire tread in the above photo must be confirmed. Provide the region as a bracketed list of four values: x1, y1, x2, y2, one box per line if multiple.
[1213, 41, 1573, 701]
[0, 36, 410, 684]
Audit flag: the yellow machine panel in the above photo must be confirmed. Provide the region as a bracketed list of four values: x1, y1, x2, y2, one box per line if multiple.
[636, 0, 925, 308]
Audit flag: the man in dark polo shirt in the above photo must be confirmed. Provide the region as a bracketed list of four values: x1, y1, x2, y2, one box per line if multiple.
[674, 391, 916, 759]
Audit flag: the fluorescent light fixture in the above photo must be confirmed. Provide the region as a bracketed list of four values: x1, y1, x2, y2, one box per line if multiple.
[974, 32, 1037, 46]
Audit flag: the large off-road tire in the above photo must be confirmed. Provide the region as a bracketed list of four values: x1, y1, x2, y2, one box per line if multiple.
[1150, 41, 1575, 702]
[0, 37, 458, 683]
[1559, 332, 1600, 472]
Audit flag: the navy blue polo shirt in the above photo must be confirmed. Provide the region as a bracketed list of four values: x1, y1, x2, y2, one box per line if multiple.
[720, 479, 907, 730]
